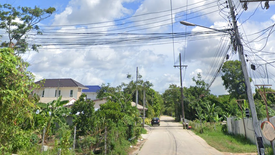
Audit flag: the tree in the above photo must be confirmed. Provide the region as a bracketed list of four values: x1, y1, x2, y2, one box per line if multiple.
[162, 84, 181, 119]
[0, 48, 38, 153]
[184, 73, 210, 120]
[0, 4, 56, 54]
[254, 87, 275, 106]
[39, 96, 70, 140]
[221, 60, 246, 99]
[71, 94, 96, 136]
[95, 87, 140, 154]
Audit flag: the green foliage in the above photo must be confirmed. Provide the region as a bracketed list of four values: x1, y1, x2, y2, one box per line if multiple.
[195, 124, 257, 153]
[254, 87, 275, 106]
[221, 124, 228, 133]
[73, 82, 143, 154]
[57, 126, 72, 154]
[221, 60, 247, 99]
[162, 84, 181, 120]
[0, 48, 38, 153]
[38, 96, 70, 139]
[255, 99, 275, 120]
[140, 128, 147, 134]
[0, 4, 56, 54]
[184, 73, 211, 121]
[144, 118, 151, 125]
[71, 94, 96, 136]
[76, 135, 96, 154]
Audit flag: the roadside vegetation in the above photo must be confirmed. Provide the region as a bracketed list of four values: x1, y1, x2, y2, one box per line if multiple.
[0, 3, 164, 154]
[1, 2, 275, 155]
[189, 121, 257, 153]
[162, 60, 275, 154]
[188, 121, 275, 155]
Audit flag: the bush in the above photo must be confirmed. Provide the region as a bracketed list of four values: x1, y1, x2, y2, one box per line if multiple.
[221, 124, 228, 134]
[188, 120, 222, 134]
[144, 118, 151, 125]
[76, 135, 95, 154]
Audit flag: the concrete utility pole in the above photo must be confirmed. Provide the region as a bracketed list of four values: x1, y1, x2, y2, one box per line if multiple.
[174, 53, 187, 128]
[228, 0, 265, 154]
[136, 67, 138, 107]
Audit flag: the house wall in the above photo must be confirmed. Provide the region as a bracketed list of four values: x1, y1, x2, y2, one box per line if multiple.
[83, 92, 98, 100]
[94, 98, 107, 109]
[77, 88, 82, 99]
[35, 87, 81, 103]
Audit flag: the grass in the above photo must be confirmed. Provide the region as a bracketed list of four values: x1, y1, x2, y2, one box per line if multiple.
[190, 122, 257, 153]
[141, 128, 147, 134]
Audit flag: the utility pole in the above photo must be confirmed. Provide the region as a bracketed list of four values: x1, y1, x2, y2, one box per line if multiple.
[239, 0, 273, 10]
[228, 0, 265, 154]
[143, 85, 145, 128]
[136, 67, 138, 107]
[174, 53, 187, 128]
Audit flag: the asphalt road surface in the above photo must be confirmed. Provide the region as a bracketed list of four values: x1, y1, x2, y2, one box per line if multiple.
[137, 116, 223, 155]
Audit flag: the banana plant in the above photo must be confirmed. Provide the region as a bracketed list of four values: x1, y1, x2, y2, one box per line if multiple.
[39, 96, 70, 141]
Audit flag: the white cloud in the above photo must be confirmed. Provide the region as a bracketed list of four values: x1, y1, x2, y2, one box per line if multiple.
[271, 14, 275, 22]
[53, 0, 133, 25]
[19, 0, 275, 96]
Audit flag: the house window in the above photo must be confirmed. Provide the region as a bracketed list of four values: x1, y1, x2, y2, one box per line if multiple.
[55, 90, 57, 97]
[42, 90, 45, 97]
[59, 90, 61, 96]
[70, 90, 73, 97]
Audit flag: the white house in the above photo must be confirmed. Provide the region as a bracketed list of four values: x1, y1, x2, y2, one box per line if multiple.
[82, 85, 101, 100]
[35, 78, 88, 103]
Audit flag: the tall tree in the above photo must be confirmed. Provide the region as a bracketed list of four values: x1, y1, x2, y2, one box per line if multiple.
[221, 60, 246, 99]
[162, 84, 181, 120]
[0, 48, 38, 153]
[71, 94, 96, 136]
[0, 4, 55, 54]
[184, 73, 210, 120]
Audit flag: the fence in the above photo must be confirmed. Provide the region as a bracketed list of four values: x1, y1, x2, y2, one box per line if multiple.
[227, 116, 275, 145]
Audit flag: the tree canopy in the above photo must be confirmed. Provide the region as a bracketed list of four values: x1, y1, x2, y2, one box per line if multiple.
[221, 60, 246, 99]
[0, 48, 39, 152]
[0, 4, 55, 54]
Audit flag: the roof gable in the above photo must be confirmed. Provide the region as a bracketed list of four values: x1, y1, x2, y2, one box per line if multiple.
[35, 78, 87, 88]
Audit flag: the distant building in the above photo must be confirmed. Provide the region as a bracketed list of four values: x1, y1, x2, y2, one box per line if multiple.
[131, 102, 148, 112]
[82, 85, 101, 100]
[35, 78, 88, 103]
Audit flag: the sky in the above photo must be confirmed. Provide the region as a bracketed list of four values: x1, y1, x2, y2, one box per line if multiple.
[1, 0, 275, 95]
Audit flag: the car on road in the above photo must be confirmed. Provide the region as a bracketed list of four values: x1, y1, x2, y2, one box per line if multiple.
[151, 117, 160, 126]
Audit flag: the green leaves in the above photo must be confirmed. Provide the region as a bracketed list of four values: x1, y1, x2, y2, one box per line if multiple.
[221, 60, 246, 99]
[0, 48, 38, 153]
[0, 3, 56, 54]
[71, 94, 96, 136]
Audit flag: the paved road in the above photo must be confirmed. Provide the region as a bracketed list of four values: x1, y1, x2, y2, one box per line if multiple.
[137, 116, 223, 155]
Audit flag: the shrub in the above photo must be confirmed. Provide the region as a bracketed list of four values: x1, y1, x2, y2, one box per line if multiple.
[221, 124, 228, 134]
[144, 118, 151, 125]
